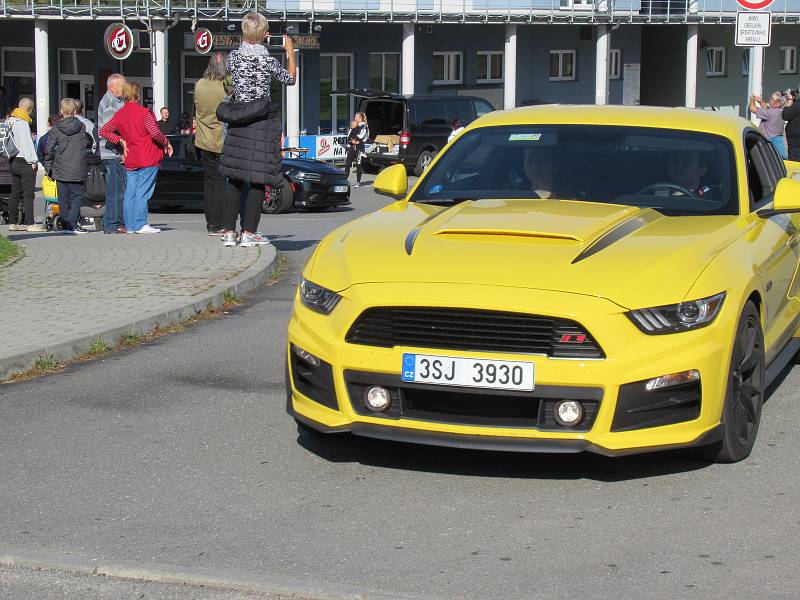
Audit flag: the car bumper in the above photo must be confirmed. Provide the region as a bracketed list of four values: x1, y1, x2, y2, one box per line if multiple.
[294, 181, 351, 208]
[363, 151, 413, 169]
[286, 282, 733, 456]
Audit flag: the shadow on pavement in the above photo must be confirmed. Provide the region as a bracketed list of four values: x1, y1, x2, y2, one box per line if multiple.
[294, 429, 711, 482]
[267, 234, 319, 252]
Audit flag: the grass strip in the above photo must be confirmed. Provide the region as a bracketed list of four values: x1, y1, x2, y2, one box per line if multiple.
[0, 235, 20, 266]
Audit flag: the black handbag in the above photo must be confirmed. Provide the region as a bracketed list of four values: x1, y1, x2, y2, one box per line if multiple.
[85, 162, 107, 203]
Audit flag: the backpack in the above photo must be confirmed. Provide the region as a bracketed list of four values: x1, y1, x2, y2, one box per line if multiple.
[0, 118, 19, 159]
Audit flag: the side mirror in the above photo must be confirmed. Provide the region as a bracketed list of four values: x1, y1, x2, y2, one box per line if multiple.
[758, 177, 800, 218]
[373, 164, 408, 200]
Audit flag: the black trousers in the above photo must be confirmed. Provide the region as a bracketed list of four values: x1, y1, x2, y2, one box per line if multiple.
[200, 149, 225, 231]
[788, 139, 800, 162]
[345, 148, 363, 183]
[222, 178, 262, 233]
[9, 158, 35, 225]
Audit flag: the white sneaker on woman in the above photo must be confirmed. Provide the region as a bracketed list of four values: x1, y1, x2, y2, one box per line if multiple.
[135, 225, 161, 234]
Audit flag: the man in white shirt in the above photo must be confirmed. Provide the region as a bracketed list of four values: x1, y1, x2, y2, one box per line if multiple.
[6, 97, 41, 231]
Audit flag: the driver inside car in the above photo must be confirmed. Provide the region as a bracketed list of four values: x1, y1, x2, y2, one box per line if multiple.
[521, 146, 560, 199]
[665, 151, 716, 200]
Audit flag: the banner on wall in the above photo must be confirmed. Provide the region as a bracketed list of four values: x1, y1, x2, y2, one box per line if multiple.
[315, 135, 348, 160]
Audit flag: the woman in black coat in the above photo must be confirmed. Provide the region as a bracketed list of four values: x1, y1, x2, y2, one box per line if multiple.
[216, 11, 296, 248]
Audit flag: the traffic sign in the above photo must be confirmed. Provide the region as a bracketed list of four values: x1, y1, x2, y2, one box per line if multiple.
[736, 0, 774, 9]
[735, 11, 771, 47]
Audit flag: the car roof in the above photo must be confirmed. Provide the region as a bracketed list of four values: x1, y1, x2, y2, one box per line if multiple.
[347, 89, 489, 103]
[473, 104, 751, 139]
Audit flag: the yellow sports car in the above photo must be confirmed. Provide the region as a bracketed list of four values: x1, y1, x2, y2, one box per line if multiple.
[287, 105, 800, 462]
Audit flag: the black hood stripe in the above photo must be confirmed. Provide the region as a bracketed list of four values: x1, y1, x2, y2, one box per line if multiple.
[405, 206, 453, 255]
[571, 211, 659, 264]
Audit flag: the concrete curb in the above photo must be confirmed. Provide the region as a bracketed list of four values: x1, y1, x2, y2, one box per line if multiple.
[0, 548, 437, 600]
[0, 245, 280, 380]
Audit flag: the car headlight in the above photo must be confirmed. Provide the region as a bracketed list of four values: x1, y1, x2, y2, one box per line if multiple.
[295, 171, 322, 182]
[627, 292, 726, 334]
[299, 278, 341, 314]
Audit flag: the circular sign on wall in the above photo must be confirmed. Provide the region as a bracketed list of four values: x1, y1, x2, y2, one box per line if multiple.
[104, 23, 134, 61]
[736, 0, 774, 9]
[194, 28, 214, 54]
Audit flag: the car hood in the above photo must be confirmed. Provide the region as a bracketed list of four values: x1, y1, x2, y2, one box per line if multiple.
[284, 158, 345, 177]
[310, 199, 743, 309]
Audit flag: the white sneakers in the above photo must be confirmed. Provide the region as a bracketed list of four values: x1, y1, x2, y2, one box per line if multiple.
[132, 224, 162, 234]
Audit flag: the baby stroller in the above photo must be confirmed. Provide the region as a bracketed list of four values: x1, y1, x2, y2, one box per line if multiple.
[44, 171, 106, 232]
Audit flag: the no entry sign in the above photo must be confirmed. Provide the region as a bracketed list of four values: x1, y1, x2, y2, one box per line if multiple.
[736, 0, 774, 9]
[735, 11, 771, 46]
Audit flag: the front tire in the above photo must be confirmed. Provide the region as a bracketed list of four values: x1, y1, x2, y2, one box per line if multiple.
[262, 179, 294, 214]
[698, 302, 765, 463]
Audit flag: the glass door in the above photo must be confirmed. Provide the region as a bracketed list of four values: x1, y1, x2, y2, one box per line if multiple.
[60, 77, 96, 119]
[319, 54, 353, 134]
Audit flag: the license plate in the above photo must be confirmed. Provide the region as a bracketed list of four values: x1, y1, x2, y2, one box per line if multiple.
[333, 185, 349, 193]
[401, 353, 534, 391]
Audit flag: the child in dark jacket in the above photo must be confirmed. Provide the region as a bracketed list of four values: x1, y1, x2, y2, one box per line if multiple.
[44, 98, 92, 234]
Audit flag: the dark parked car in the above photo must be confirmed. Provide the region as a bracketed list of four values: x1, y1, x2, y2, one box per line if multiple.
[154, 135, 351, 214]
[0, 155, 12, 223]
[345, 90, 494, 176]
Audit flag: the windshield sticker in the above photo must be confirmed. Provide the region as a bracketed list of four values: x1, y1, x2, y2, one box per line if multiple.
[429, 185, 443, 194]
[509, 133, 542, 141]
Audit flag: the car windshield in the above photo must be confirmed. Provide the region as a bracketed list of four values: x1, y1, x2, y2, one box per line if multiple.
[410, 125, 738, 216]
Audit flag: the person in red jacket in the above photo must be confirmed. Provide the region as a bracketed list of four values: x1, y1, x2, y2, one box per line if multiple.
[99, 83, 173, 234]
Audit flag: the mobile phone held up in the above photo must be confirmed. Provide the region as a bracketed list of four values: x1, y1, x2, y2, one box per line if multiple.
[265, 35, 285, 47]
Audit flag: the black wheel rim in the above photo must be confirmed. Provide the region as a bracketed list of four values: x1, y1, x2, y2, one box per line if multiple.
[731, 316, 763, 446]
[263, 187, 280, 212]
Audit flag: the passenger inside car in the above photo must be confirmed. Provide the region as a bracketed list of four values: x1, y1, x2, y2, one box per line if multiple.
[521, 146, 559, 199]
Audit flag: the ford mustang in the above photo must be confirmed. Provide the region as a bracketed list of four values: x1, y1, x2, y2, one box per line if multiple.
[286, 105, 800, 462]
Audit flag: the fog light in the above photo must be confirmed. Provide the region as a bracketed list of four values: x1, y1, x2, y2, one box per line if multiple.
[364, 386, 391, 412]
[292, 345, 321, 368]
[554, 400, 583, 427]
[645, 369, 700, 392]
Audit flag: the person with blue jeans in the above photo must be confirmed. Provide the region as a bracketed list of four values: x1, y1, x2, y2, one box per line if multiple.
[750, 92, 788, 159]
[97, 73, 128, 234]
[99, 82, 172, 235]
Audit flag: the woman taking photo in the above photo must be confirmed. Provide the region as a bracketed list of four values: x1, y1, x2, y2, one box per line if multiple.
[344, 112, 368, 188]
[99, 83, 173, 234]
[216, 11, 296, 248]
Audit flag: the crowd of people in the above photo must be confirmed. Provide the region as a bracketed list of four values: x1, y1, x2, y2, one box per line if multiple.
[1, 12, 297, 245]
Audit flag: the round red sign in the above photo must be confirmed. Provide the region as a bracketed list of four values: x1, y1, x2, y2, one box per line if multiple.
[736, 0, 774, 9]
[194, 28, 213, 54]
[104, 23, 134, 61]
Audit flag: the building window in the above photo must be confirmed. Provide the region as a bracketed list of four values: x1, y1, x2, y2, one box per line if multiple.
[432, 52, 463, 85]
[476, 51, 503, 83]
[705, 47, 726, 77]
[320, 53, 353, 134]
[742, 49, 750, 76]
[368, 53, 400, 93]
[1, 47, 35, 107]
[780, 46, 797, 74]
[608, 49, 621, 80]
[549, 50, 576, 81]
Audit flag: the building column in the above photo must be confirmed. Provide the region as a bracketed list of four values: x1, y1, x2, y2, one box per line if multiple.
[504, 24, 517, 110]
[595, 25, 609, 105]
[151, 21, 168, 113]
[286, 52, 301, 147]
[402, 23, 415, 96]
[685, 24, 698, 108]
[34, 19, 50, 138]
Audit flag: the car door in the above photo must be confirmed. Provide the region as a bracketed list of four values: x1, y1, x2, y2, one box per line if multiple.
[746, 133, 800, 357]
[154, 135, 204, 207]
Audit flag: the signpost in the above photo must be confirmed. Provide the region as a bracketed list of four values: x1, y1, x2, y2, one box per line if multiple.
[735, 0, 773, 124]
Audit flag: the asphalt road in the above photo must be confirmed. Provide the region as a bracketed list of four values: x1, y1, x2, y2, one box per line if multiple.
[2, 184, 800, 600]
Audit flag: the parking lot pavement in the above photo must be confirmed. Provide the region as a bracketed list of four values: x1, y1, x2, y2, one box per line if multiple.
[0, 216, 277, 380]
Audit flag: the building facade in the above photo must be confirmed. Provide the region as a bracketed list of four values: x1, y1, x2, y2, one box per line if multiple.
[1, 0, 799, 147]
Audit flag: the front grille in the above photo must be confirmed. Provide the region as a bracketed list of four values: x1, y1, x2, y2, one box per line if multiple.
[346, 307, 604, 359]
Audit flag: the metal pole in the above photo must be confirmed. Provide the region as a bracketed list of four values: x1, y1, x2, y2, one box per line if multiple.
[595, 24, 609, 105]
[286, 52, 301, 147]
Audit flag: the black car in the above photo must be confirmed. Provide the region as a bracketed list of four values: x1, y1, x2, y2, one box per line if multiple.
[154, 135, 351, 214]
[346, 90, 494, 176]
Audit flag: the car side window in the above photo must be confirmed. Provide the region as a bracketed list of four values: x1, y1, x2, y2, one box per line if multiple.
[745, 133, 778, 210]
[413, 101, 448, 127]
[473, 99, 494, 117]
